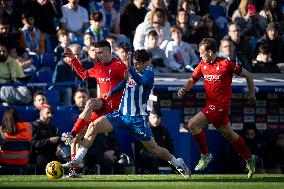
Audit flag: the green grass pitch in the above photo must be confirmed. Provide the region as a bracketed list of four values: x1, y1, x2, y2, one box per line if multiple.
[0, 174, 284, 189]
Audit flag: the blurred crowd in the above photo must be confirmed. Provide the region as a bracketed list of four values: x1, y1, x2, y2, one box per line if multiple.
[0, 0, 284, 106]
[1, 0, 284, 175]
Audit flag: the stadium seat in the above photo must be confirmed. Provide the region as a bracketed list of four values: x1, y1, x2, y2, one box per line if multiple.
[45, 90, 61, 106]
[36, 70, 53, 83]
[208, 5, 226, 19]
[40, 53, 56, 70]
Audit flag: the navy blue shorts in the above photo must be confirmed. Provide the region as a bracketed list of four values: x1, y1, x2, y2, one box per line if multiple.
[106, 111, 153, 141]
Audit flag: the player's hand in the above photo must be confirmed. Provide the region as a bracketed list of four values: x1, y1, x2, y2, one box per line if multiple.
[177, 87, 187, 97]
[49, 136, 60, 144]
[104, 150, 117, 162]
[64, 47, 75, 59]
[247, 95, 256, 105]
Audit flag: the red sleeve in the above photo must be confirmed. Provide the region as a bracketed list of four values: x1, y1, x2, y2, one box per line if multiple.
[71, 58, 88, 80]
[191, 62, 203, 80]
[227, 60, 242, 75]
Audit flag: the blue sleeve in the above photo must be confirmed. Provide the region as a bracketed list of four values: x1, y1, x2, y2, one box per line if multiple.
[109, 79, 127, 95]
[129, 67, 154, 87]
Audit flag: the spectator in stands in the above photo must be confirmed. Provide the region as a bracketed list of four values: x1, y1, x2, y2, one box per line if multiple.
[198, 13, 223, 47]
[120, 0, 147, 41]
[19, 12, 45, 55]
[136, 109, 174, 174]
[54, 29, 70, 64]
[52, 43, 82, 105]
[231, 1, 266, 38]
[265, 132, 284, 173]
[86, 11, 109, 43]
[1, 0, 23, 33]
[252, 43, 280, 73]
[218, 37, 252, 72]
[0, 43, 32, 105]
[106, 35, 119, 58]
[133, 8, 171, 50]
[227, 22, 254, 66]
[259, 0, 283, 26]
[30, 104, 61, 174]
[0, 108, 32, 168]
[28, 0, 62, 50]
[15, 47, 37, 75]
[242, 124, 264, 158]
[146, 30, 168, 73]
[165, 26, 199, 73]
[33, 91, 47, 111]
[60, 0, 89, 45]
[117, 42, 131, 66]
[176, 8, 199, 46]
[0, 108, 32, 141]
[81, 33, 95, 59]
[255, 22, 284, 64]
[0, 17, 19, 51]
[99, 0, 120, 35]
[146, 0, 174, 25]
[69, 88, 89, 111]
[179, 0, 202, 31]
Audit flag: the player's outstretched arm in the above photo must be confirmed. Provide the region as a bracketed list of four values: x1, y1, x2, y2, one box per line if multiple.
[178, 77, 197, 97]
[239, 68, 256, 105]
[64, 47, 88, 80]
[105, 79, 127, 99]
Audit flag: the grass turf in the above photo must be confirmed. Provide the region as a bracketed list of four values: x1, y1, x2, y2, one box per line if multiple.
[0, 174, 283, 189]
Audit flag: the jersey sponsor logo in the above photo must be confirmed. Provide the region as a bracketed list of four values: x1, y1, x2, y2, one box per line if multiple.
[98, 77, 111, 83]
[204, 74, 221, 82]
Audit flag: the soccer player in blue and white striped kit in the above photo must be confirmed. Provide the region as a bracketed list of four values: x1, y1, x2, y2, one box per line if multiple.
[63, 49, 190, 177]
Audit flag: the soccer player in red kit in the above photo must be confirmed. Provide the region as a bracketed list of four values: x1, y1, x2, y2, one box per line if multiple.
[63, 40, 127, 177]
[178, 38, 257, 179]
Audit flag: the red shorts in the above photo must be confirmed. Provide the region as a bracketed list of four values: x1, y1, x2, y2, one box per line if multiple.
[88, 98, 120, 124]
[201, 105, 230, 129]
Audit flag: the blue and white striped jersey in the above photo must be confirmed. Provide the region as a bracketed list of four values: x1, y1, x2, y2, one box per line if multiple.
[117, 66, 154, 116]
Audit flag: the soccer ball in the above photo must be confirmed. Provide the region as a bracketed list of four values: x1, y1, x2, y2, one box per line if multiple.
[45, 161, 64, 179]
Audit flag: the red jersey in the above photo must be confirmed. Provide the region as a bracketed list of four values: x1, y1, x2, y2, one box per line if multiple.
[192, 57, 242, 110]
[71, 58, 126, 103]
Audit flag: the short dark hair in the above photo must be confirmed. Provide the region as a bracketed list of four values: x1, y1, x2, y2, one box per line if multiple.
[57, 28, 68, 38]
[74, 88, 88, 96]
[150, 108, 163, 117]
[134, 49, 150, 62]
[199, 38, 217, 53]
[94, 40, 111, 50]
[258, 43, 270, 54]
[90, 11, 103, 22]
[147, 30, 158, 37]
[118, 42, 130, 51]
[33, 91, 46, 100]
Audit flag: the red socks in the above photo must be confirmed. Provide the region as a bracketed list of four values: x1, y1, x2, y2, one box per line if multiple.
[192, 129, 209, 155]
[71, 118, 87, 135]
[232, 136, 251, 160]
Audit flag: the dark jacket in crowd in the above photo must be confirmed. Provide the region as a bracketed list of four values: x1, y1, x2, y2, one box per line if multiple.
[30, 120, 60, 174]
[255, 35, 284, 64]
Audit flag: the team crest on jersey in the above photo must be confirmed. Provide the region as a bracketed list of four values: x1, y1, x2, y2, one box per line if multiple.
[128, 79, 136, 87]
[216, 66, 220, 71]
[109, 69, 112, 75]
[203, 65, 207, 69]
